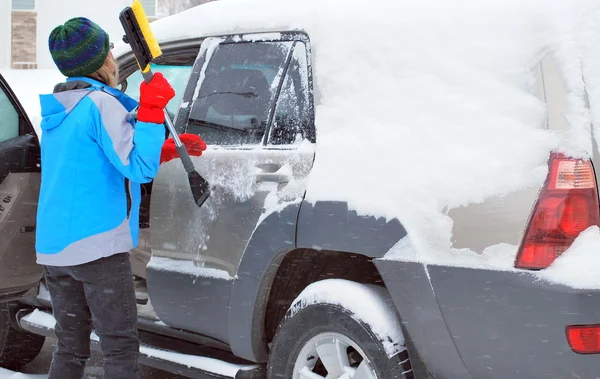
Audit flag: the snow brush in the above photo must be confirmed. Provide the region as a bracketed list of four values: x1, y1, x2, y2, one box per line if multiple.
[119, 0, 211, 208]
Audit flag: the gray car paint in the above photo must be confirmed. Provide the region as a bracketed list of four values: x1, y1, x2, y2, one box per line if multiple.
[146, 263, 234, 344]
[296, 201, 407, 257]
[227, 203, 300, 362]
[428, 265, 600, 378]
[227, 200, 409, 363]
[147, 33, 315, 343]
[374, 260, 473, 379]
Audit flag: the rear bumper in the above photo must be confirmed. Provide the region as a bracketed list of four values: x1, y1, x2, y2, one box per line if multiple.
[375, 260, 600, 379]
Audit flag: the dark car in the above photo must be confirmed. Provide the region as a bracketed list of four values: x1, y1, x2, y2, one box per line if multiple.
[0, 1, 599, 378]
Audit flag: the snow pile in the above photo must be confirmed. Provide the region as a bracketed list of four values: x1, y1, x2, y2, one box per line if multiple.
[140, 346, 257, 377]
[384, 236, 519, 271]
[0, 369, 46, 379]
[116, 0, 600, 287]
[148, 256, 235, 280]
[138, 0, 563, 253]
[289, 279, 405, 357]
[539, 226, 600, 290]
[0, 69, 64, 136]
[22, 309, 56, 330]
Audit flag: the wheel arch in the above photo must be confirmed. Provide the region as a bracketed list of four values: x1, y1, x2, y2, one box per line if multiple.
[227, 200, 408, 363]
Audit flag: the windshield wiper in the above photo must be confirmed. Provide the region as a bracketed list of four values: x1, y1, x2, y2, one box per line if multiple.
[195, 91, 258, 100]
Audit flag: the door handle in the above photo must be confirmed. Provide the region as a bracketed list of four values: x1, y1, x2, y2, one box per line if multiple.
[256, 173, 290, 184]
[255, 163, 281, 173]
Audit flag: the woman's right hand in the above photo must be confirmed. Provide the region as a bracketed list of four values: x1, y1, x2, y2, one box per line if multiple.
[137, 73, 176, 124]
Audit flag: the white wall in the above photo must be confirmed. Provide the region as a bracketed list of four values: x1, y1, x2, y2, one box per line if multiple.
[0, 0, 11, 69]
[36, 0, 131, 70]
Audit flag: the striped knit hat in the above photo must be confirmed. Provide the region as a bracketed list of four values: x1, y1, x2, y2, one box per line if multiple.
[48, 17, 110, 77]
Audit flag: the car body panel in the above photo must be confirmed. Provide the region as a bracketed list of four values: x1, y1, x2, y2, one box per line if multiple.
[227, 202, 300, 362]
[374, 260, 473, 379]
[145, 261, 233, 344]
[429, 265, 600, 379]
[296, 201, 407, 258]
[375, 259, 600, 378]
[0, 74, 42, 300]
[146, 32, 315, 345]
[147, 147, 312, 342]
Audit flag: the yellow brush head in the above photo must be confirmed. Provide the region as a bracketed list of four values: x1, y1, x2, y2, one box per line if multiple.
[131, 0, 162, 72]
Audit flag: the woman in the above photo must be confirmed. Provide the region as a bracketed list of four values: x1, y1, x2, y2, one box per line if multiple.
[36, 17, 175, 378]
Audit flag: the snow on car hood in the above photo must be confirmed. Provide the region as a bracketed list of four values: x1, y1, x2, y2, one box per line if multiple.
[120, 0, 600, 288]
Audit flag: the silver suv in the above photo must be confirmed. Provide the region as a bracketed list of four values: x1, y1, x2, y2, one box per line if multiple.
[0, 3, 598, 379]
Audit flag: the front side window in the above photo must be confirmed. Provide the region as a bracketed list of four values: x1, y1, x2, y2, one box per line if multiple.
[0, 88, 19, 143]
[124, 63, 193, 118]
[187, 41, 294, 146]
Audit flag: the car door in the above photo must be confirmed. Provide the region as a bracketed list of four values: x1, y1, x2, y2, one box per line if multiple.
[0, 74, 43, 300]
[146, 33, 315, 343]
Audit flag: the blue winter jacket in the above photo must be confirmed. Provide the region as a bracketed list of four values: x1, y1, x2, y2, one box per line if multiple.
[36, 77, 165, 266]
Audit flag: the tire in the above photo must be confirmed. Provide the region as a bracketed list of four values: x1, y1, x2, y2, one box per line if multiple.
[0, 303, 45, 370]
[268, 280, 412, 379]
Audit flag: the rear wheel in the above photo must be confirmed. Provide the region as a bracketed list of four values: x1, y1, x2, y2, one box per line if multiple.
[0, 302, 45, 370]
[268, 280, 412, 379]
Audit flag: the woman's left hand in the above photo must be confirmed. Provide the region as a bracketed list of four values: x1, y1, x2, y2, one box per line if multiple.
[160, 134, 207, 165]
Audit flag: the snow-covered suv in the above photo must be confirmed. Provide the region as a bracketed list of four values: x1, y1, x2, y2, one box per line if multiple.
[1, 0, 599, 378]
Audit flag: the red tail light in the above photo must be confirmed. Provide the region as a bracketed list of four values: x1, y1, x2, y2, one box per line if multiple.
[566, 325, 600, 354]
[515, 153, 600, 269]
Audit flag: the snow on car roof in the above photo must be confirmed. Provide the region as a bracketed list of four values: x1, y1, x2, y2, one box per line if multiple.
[115, 0, 600, 287]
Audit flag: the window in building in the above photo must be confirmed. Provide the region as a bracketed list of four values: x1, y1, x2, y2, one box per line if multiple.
[141, 0, 157, 17]
[12, 0, 35, 10]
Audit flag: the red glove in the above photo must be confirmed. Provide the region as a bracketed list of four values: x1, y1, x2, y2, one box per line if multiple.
[160, 134, 207, 165]
[138, 73, 176, 124]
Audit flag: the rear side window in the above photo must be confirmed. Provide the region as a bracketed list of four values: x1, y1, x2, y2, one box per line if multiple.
[187, 41, 294, 146]
[0, 89, 19, 143]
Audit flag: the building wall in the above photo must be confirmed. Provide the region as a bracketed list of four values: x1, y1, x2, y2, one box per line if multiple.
[36, 0, 132, 70]
[0, 0, 11, 69]
[11, 11, 37, 69]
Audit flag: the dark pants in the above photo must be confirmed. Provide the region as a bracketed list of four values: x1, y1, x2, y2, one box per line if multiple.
[44, 253, 140, 379]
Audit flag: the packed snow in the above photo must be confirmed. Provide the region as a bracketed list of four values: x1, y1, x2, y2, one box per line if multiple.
[147, 256, 235, 280]
[289, 279, 405, 358]
[0, 369, 46, 379]
[116, 0, 600, 289]
[139, 346, 257, 377]
[22, 309, 56, 330]
[539, 226, 600, 290]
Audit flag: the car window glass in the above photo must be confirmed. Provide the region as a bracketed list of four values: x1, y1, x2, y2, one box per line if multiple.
[187, 41, 294, 146]
[124, 63, 193, 118]
[269, 42, 311, 145]
[0, 88, 19, 143]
